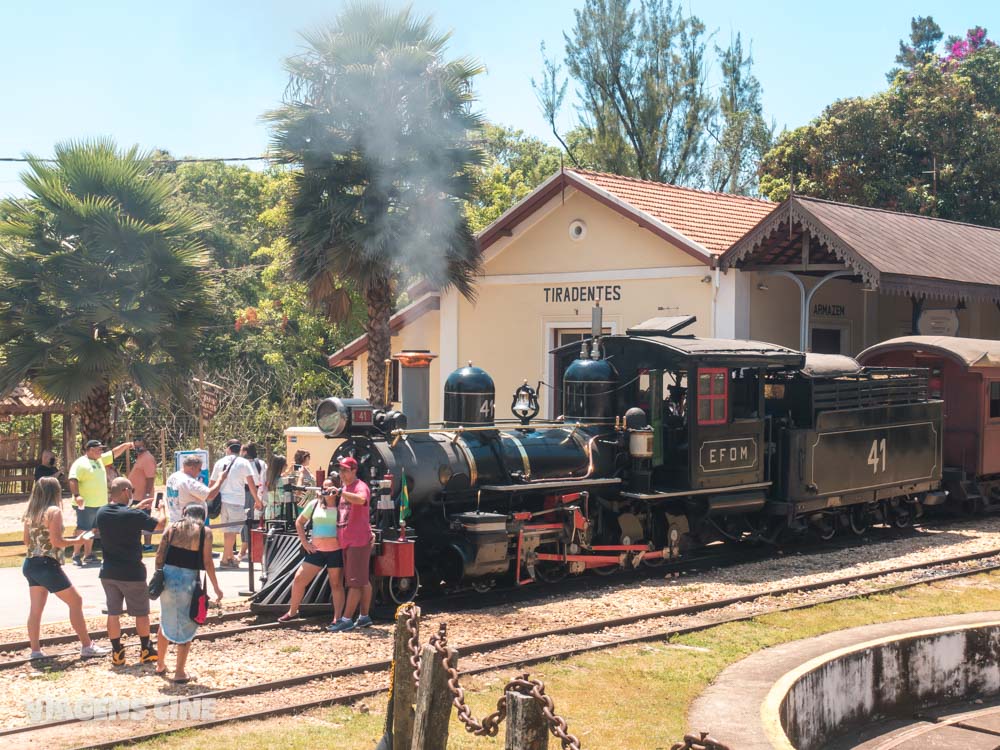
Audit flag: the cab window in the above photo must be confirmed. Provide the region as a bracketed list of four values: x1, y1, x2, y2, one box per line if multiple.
[697, 368, 727, 425]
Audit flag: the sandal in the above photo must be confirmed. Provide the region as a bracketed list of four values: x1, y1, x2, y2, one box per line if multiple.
[172, 675, 194, 684]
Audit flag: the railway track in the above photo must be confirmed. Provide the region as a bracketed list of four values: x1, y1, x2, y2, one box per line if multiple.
[7, 548, 1000, 750]
[0, 520, 940, 666]
[0, 520, 987, 670]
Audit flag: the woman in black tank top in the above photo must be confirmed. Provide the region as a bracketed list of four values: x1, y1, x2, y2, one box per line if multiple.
[153, 505, 222, 682]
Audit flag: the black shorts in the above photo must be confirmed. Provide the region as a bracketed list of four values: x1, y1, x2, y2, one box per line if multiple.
[302, 548, 343, 569]
[23, 557, 71, 593]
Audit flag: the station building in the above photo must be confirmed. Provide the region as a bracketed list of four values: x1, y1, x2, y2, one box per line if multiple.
[328, 169, 1000, 422]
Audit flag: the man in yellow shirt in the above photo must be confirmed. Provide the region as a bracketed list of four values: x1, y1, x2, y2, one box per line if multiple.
[68, 439, 134, 566]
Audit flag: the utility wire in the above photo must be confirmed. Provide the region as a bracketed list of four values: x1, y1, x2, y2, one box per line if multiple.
[0, 156, 273, 164]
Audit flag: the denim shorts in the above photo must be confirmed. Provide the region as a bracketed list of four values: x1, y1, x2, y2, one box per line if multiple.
[303, 548, 343, 569]
[23, 556, 72, 593]
[74, 506, 98, 531]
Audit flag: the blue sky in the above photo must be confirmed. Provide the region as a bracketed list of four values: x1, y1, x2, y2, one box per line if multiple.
[0, 0, 995, 196]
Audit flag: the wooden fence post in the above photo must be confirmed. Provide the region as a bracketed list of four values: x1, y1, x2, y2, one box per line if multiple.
[505, 691, 549, 750]
[410, 642, 458, 750]
[391, 609, 417, 749]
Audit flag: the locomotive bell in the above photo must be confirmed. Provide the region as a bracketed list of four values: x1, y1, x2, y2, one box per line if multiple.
[443, 362, 495, 428]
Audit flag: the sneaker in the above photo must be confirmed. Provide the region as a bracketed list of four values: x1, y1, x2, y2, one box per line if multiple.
[111, 646, 127, 666]
[277, 612, 300, 624]
[354, 615, 374, 629]
[326, 618, 356, 633]
[81, 643, 111, 659]
[29, 650, 47, 660]
[72, 556, 84, 567]
[83, 555, 100, 565]
[140, 646, 158, 664]
[142, 545, 155, 553]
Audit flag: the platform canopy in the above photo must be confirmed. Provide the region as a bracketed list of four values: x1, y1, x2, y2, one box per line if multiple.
[719, 196, 1000, 304]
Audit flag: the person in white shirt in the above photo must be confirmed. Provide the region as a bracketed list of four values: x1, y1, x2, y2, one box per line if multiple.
[210, 440, 260, 568]
[239, 444, 267, 563]
[165, 455, 228, 523]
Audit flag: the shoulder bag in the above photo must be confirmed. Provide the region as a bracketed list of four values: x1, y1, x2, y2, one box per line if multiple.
[189, 527, 209, 625]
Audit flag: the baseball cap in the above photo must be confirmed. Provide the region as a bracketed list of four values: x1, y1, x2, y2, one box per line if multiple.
[84, 439, 105, 450]
[337, 456, 358, 470]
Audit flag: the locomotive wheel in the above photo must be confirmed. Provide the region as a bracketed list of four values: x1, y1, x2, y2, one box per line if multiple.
[810, 515, 837, 542]
[888, 499, 914, 529]
[379, 571, 420, 606]
[849, 505, 872, 536]
[535, 561, 569, 584]
[591, 562, 619, 576]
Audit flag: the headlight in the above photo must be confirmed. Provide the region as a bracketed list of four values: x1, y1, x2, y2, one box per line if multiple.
[316, 398, 348, 437]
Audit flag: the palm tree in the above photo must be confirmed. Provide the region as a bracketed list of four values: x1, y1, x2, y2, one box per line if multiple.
[0, 139, 214, 444]
[267, 1, 484, 408]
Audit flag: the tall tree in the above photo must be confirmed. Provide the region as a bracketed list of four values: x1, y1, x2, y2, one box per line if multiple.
[887, 16, 943, 81]
[0, 139, 214, 443]
[760, 27, 1000, 227]
[542, 0, 715, 184]
[707, 34, 773, 194]
[267, 1, 483, 408]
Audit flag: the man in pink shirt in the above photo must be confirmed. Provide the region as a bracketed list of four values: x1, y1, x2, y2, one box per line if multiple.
[127, 438, 158, 552]
[327, 457, 374, 632]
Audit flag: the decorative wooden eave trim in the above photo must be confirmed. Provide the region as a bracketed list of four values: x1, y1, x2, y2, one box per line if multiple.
[718, 197, 880, 287]
[878, 274, 1000, 304]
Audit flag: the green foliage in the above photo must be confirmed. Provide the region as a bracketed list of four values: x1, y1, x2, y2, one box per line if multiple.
[266, 0, 485, 407]
[0, 139, 214, 404]
[707, 34, 773, 195]
[466, 124, 563, 233]
[888, 16, 943, 81]
[169, 162, 359, 403]
[553, 0, 715, 184]
[760, 38, 1000, 227]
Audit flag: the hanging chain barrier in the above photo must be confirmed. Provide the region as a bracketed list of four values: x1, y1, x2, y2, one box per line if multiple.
[670, 732, 732, 750]
[402, 602, 422, 689]
[429, 622, 583, 750]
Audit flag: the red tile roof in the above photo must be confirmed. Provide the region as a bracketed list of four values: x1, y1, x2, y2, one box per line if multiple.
[0, 383, 64, 414]
[568, 169, 776, 254]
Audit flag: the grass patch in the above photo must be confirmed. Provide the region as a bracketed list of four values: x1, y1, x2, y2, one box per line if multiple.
[279, 645, 301, 654]
[120, 572, 1000, 750]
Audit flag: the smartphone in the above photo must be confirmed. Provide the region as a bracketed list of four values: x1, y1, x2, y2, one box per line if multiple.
[154, 491, 164, 510]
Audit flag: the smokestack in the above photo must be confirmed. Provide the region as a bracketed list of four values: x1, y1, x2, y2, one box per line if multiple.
[394, 350, 437, 429]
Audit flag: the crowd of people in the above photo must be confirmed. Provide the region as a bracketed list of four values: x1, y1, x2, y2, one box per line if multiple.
[19, 437, 374, 682]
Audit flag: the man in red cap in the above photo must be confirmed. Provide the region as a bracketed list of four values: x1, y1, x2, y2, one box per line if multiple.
[327, 456, 374, 632]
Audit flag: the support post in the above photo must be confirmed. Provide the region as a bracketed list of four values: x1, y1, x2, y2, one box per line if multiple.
[160, 427, 167, 486]
[391, 610, 417, 748]
[505, 691, 549, 750]
[40, 413, 52, 453]
[198, 379, 205, 451]
[411, 643, 457, 750]
[62, 411, 75, 477]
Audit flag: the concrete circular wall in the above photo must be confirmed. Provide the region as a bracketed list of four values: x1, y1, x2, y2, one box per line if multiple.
[761, 620, 1000, 750]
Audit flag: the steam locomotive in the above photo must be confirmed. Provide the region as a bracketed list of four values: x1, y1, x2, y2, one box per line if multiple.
[250, 310, 950, 613]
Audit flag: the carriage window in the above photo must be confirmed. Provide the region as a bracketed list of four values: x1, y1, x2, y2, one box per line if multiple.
[697, 368, 728, 425]
[990, 382, 1000, 419]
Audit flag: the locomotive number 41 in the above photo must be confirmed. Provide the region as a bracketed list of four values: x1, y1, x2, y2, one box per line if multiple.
[867, 438, 887, 474]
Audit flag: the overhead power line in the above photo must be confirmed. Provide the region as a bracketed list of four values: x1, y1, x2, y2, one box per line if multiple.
[0, 155, 273, 164]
